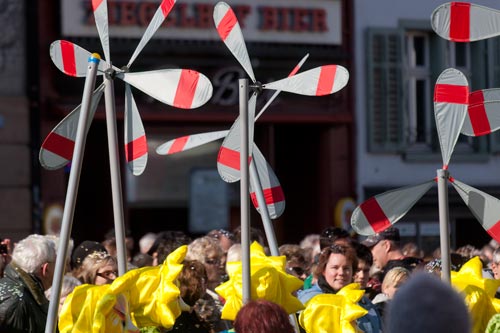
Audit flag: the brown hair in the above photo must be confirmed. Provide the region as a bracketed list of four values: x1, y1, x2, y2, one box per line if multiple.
[314, 244, 358, 277]
[178, 260, 208, 306]
[234, 299, 294, 333]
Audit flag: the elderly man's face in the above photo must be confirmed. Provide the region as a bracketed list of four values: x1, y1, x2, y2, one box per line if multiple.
[371, 240, 390, 269]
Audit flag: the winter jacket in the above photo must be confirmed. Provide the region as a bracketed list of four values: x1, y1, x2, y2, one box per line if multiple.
[0, 263, 50, 333]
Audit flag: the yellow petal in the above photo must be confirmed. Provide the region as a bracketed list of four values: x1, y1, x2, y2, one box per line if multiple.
[216, 241, 304, 320]
[299, 287, 368, 333]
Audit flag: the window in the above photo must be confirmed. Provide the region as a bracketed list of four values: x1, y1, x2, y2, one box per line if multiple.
[367, 25, 488, 158]
[405, 32, 432, 149]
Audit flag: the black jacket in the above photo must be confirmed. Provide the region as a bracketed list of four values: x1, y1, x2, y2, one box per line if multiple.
[0, 264, 50, 333]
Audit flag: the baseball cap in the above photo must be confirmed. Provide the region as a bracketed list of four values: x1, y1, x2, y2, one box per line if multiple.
[361, 227, 400, 248]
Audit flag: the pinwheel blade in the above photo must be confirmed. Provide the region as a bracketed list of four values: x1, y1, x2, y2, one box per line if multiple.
[256, 53, 309, 120]
[92, 0, 111, 62]
[120, 69, 213, 109]
[461, 89, 500, 136]
[217, 93, 257, 183]
[450, 177, 500, 242]
[351, 180, 435, 236]
[214, 2, 256, 83]
[127, 0, 177, 68]
[431, 2, 500, 42]
[156, 130, 229, 155]
[125, 85, 148, 176]
[262, 65, 349, 96]
[50, 40, 109, 77]
[433, 68, 469, 168]
[249, 144, 285, 219]
[39, 83, 105, 170]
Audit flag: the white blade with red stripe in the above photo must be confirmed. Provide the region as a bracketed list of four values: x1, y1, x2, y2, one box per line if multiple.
[432, 2, 500, 42]
[217, 93, 257, 183]
[92, 0, 110, 62]
[127, 0, 177, 68]
[249, 144, 285, 219]
[450, 177, 500, 242]
[156, 130, 229, 155]
[119, 69, 213, 109]
[461, 89, 500, 136]
[155, 53, 309, 156]
[50, 40, 110, 77]
[351, 180, 435, 236]
[125, 85, 148, 176]
[39, 83, 105, 170]
[213, 2, 256, 83]
[433, 68, 469, 168]
[255, 53, 309, 120]
[262, 65, 349, 96]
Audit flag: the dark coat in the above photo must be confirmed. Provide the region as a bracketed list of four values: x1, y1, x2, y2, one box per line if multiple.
[0, 264, 50, 333]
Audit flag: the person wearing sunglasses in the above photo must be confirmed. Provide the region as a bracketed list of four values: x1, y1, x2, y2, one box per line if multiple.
[279, 244, 310, 281]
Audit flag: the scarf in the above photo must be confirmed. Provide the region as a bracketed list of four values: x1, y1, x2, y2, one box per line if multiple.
[317, 274, 339, 294]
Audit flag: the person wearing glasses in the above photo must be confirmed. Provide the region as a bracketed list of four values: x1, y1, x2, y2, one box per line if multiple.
[279, 244, 310, 281]
[73, 250, 118, 285]
[186, 236, 231, 332]
[297, 244, 382, 333]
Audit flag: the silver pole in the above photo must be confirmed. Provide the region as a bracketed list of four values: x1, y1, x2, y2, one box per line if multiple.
[248, 160, 299, 332]
[248, 160, 279, 256]
[45, 53, 100, 333]
[103, 66, 127, 275]
[239, 79, 251, 303]
[437, 168, 451, 283]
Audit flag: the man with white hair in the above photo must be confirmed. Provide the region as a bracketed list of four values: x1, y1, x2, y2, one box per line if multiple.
[0, 234, 57, 332]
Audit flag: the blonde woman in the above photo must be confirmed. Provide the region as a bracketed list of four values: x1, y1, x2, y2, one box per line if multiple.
[372, 266, 411, 319]
[73, 251, 118, 285]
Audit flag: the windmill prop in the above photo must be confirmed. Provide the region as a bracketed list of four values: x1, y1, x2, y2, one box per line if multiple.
[352, 1, 500, 283]
[156, 53, 310, 222]
[212, 0, 349, 305]
[43, 1, 213, 332]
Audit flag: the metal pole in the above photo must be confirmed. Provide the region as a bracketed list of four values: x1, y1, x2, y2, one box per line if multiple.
[249, 160, 279, 256]
[239, 79, 251, 303]
[437, 168, 451, 283]
[249, 160, 299, 332]
[103, 66, 127, 275]
[45, 53, 100, 333]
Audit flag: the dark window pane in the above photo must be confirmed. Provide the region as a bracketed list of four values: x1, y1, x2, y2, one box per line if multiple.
[416, 80, 427, 142]
[414, 36, 426, 66]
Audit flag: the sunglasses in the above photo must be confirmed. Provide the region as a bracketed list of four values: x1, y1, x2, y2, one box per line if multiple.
[287, 266, 306, 276]
[96, 270, 118, 279]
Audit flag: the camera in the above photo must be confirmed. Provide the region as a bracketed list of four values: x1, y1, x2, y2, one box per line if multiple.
[0, 244, 7, 254]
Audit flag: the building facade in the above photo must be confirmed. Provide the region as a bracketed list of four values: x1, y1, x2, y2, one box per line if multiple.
[354, 0, 500, 252]
[0, 0, 36, 241]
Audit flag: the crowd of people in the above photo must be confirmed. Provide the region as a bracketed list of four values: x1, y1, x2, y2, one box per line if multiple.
[0, 225, 498, 332]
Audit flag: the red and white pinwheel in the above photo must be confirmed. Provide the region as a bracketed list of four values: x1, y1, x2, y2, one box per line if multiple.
[213, 1, 349, 184]
[40, 0, 213, 176]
